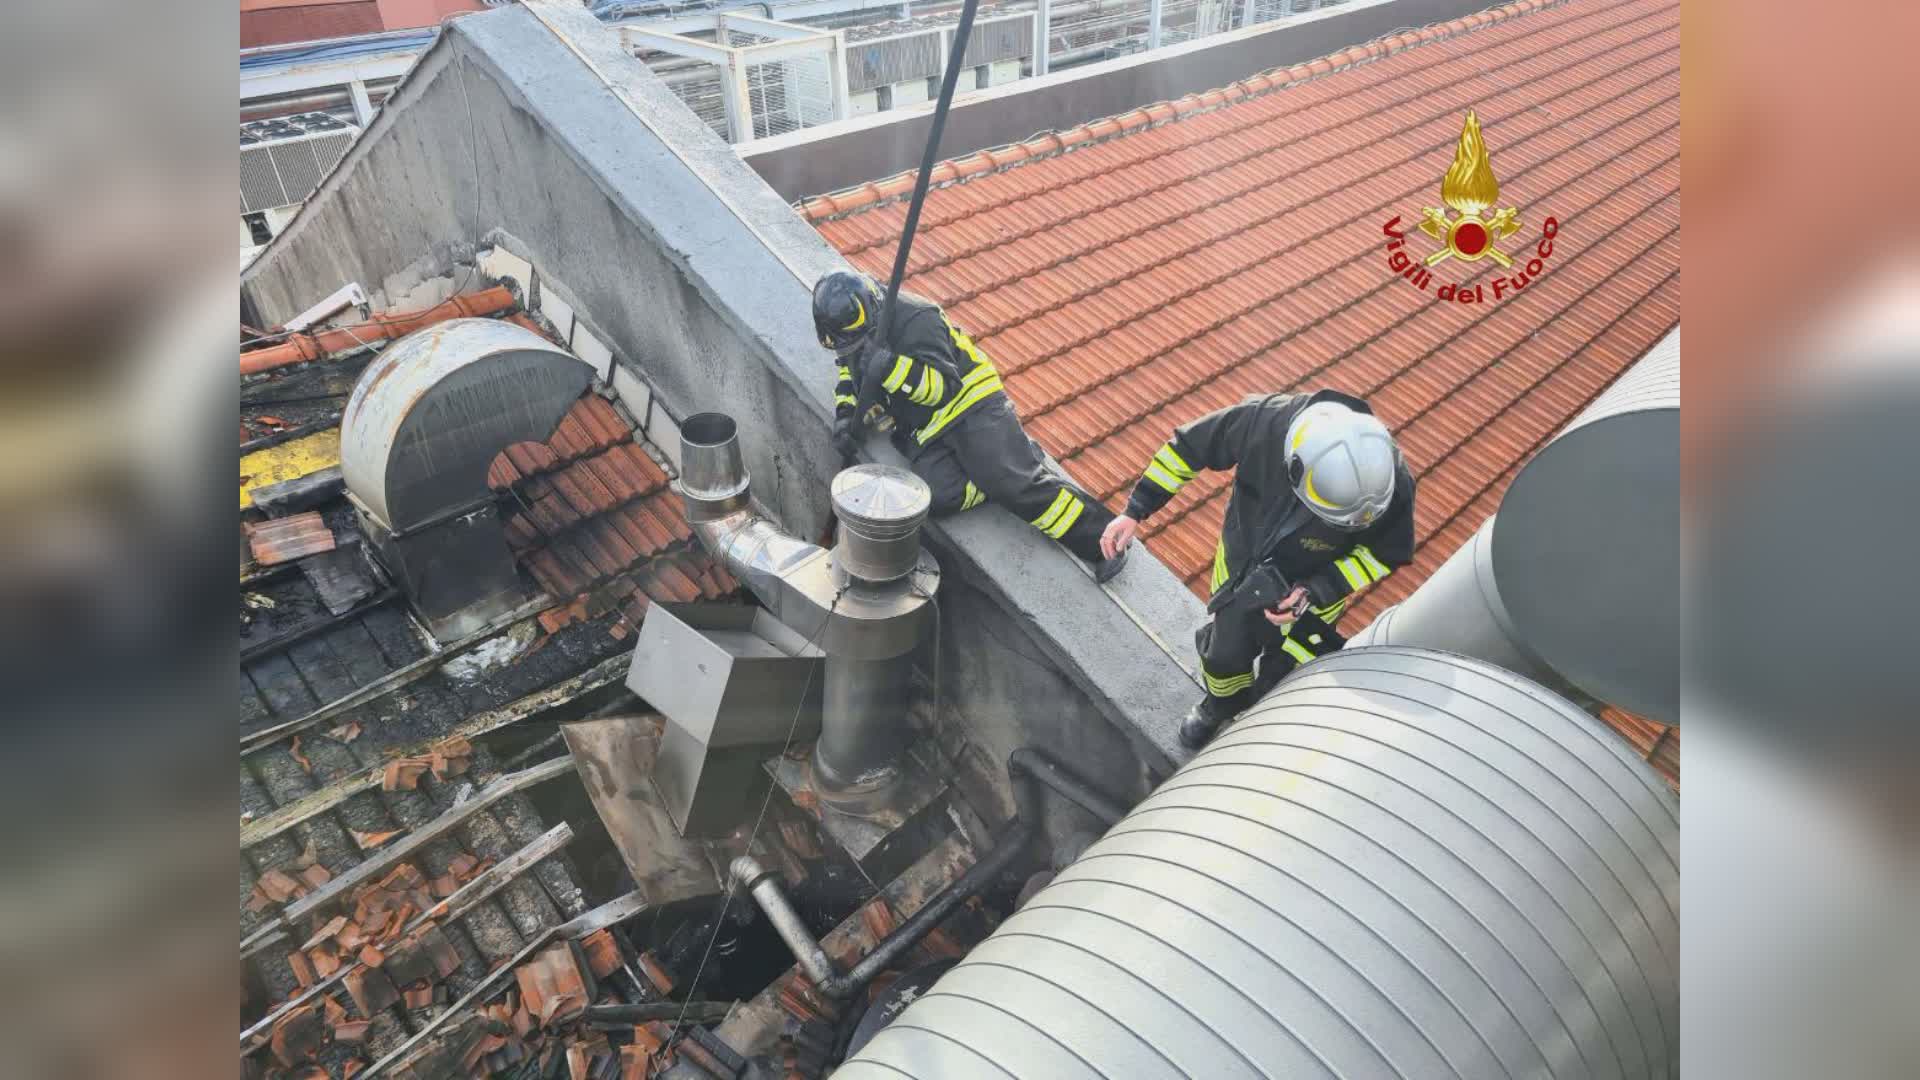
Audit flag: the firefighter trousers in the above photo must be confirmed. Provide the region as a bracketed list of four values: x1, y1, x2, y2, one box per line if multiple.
[1195, 606, 1345, 721]
[906, 395, 1114, 564]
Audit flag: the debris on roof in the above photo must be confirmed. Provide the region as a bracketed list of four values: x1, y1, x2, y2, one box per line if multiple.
[241, 284, 519, 376]
[248, 511, 338, 565]
[241, 428, 342, 509]
[240, 279, 693, 1077]
[810, 0, 1681, 627]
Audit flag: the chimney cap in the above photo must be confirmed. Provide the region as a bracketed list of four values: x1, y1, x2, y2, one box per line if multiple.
[831, 465, 930, 532]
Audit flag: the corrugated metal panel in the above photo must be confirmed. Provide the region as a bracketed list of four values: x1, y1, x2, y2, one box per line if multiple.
[845, 32, 944, 92]
[959, 13, 1033, 67]
[841, 647, 1680, 1079]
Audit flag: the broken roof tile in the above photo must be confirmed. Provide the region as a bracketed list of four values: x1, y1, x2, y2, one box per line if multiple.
[810, 0, 1679, 626]
[246, 512, 337, 566]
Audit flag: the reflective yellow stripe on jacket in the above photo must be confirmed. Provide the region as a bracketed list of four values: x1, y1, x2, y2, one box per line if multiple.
[882, 355, 914, 394]
[913, 361, 1002, 444]
[1142, 442, 1195, 494]
[909, 367, 946, 406]
[1331, 544, 1394, 592]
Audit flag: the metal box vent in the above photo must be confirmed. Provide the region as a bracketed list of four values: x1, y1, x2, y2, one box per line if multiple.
[627, 603, 825, 836]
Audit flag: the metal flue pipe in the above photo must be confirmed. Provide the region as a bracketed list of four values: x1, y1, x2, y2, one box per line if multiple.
[676, 414, 940, 794]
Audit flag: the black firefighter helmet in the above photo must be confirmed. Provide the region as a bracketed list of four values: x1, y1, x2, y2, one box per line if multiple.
[812, 270, 884, 354]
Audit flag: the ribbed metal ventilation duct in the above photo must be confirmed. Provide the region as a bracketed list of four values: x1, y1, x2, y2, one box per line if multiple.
[1491, 330, 1679, 722]
[1351, 331, 1680, 724]
[838, 647, 1679, 1079]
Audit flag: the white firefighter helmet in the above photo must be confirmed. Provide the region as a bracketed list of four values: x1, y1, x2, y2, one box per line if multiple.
[1285, 401, 1398, 529]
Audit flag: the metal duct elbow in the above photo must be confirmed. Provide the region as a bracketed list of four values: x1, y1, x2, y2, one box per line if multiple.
[839, 648, 1680, 1079]
[676, 412, 831, 625]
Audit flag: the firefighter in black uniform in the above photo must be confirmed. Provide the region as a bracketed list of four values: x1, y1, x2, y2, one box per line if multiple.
[813, 270, 1128, 582]
[1101, 390, 1416, 748]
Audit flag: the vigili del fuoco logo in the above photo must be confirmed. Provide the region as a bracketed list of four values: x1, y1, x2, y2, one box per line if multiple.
[1382, 109, 1559, 305]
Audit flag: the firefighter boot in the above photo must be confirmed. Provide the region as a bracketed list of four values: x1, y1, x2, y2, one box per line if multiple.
[1178, 699, 1231, 751]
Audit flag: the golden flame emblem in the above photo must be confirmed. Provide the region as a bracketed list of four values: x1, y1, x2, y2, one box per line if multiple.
[1420, 110, 1522, 268]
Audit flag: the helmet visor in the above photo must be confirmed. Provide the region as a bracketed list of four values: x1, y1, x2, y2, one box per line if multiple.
[1289, 453, 1393, 530]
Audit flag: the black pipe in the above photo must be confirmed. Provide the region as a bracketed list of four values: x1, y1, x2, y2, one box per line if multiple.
[733, 748, 1127, 1000]
[1008, 747, 1126, 825]
[871, 0, 982, 348]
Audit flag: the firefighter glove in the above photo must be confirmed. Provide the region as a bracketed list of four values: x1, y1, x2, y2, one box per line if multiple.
[831, 412, 861, 464]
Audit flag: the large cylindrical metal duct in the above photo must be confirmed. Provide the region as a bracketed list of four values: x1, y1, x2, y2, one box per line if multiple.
[1346, 517, 1593, 708]
[1489, 330, 1679, 722]
[1349, 331, 1679, 725]
[838, 647, 1679, 1079]
[341, 317, 592, 532]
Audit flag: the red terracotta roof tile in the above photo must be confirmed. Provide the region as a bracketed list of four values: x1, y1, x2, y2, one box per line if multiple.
[246, 512, 336, 566]
[490, 393, 734, 621]
[810, 0, 1680, 623]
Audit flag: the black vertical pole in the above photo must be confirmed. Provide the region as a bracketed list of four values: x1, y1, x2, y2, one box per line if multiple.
[872, 0, 983, 347]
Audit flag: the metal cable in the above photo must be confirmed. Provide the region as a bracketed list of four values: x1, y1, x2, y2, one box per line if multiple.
[667, 589, 845, 1042]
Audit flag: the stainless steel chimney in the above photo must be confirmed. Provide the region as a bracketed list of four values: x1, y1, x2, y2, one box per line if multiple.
[668, 413, 939, 800]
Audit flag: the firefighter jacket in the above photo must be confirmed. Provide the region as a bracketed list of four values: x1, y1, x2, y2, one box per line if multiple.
[835, 292, 1004, 452]
[1122, 390, 1417, 623]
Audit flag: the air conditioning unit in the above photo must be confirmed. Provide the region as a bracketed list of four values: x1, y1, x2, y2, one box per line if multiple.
[239, 112, 360, 215]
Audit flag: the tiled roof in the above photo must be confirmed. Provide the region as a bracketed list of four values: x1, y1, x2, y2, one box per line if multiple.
[488, 394, 735, 633]
[808, 0, 1681, 629]
[241, 2, 384, 49]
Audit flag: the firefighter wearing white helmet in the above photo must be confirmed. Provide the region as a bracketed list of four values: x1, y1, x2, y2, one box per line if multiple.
[1101, 390, 1416, 749]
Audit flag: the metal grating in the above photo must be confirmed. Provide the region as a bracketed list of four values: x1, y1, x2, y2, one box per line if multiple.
[239, 149, 287, 214]
[668, 69, 730, 138]
[744, 52, 836, 138]
[238, 129, 355, 214]
[1243, 0, 1342, 26]
[1045, 0, 1236, 59]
